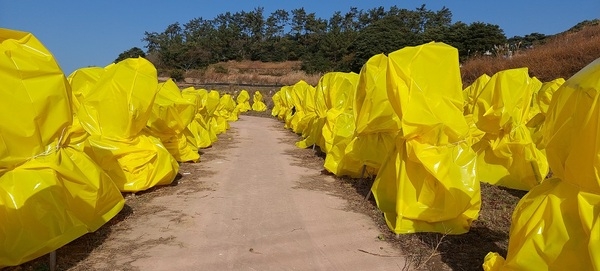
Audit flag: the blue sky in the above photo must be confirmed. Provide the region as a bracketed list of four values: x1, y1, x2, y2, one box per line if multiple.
[1, 0, 598, 75]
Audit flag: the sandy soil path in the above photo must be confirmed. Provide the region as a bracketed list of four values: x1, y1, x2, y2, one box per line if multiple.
[76, 115, 406, 270]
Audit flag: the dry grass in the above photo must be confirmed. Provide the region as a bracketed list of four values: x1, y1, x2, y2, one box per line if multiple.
[180, 60, 322, 86]
[461, 24, 600, 86]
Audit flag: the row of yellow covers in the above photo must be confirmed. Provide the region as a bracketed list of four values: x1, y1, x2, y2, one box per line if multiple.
[0, 29, 125, 267]
[0, 28, 243, 267]
[484, 58, 600, 270]
[272, 42, 481, 234]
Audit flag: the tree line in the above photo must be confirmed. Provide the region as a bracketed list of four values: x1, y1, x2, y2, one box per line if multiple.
[116, 5, 549, 75]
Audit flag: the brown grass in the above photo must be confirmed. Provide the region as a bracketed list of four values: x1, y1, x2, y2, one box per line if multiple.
[461, 23, 600, 86]
[180, 60, 322, 86]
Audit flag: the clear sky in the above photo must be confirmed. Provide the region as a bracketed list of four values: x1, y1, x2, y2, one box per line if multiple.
[1, 0, 598, 75]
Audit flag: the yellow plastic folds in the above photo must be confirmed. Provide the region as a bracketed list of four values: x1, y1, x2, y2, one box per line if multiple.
[66, 67, 104, 150]
[77, 58, 179, 192]
[252, 91, 267, 111]
[320, 72, 361, 177]
[371, 42, 480, 234]
[147, 79, 199, 162]
[0, 29, 123, 267]
[206, 90, 225, 136]
[271, 91, 282, 117]
[526, 78, 565, 147]
[344, 54, 401, 176]
[469, 68, 548, 190]
[235, 89, 251, 113]
[484, 57, 600, 271]
[287, 81, 313, 133]
[181, 87, 213, 148]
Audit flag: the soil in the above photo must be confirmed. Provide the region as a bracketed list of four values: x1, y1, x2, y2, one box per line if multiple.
[9, 115, 406, 271]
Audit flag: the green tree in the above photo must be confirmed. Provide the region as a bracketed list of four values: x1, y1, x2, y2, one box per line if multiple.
[115, 47, 146, 63]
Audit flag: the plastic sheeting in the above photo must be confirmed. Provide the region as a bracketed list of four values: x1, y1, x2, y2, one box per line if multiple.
[147, 79, 199, 162]
[77, 58, 179, 192]
[484, 57, 600, 271]
[320, 72, 361, 177]
[271, 91, 282, 117]
[0, 28, 124, 267]
[371, 42, 480, 234]
[235, 90, 251, 113]
[182, 87, 214, 149]
[527, 78, 565, 148]
[468, 68, 548, 191]
[344, 54, 400, 176]
[252, 91, 267, 111]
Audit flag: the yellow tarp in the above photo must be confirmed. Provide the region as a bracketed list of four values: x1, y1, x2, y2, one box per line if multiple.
[206, 90, 226, 135]
[147, 79, 199, 162]
[469, 68, 548, 191]
[252, 91, 267, 111]
[271, 91, 282, 117]
[0, 28, 123, 267]
[344, 54, 400, 176]
[235, 90, 251, 113]
[484, 57, 600, 271]
[67, 67, 104, 151]
[287, 81, 312, 133]
[527, 78, 565, 148]
[181, 87, 213, 149]
[77, 58, 179, 192]
[371, 42, 480, 234]
[321, 72, 361, 177]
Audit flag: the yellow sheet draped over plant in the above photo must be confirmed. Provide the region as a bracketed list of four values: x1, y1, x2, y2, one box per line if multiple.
[371, 42, 480, 234]
[287, 81, 313, 133]
[181, 87, 213, 149]
[206, 90, 226, 135]
[320, 72, 361, 177]
[526, 78, 565, 148]
[344, 54, 400, 176]
[66, 67, 104, 151]
[469, 68, 548, 191]
[483, 57, 600, 271]
[271, 91, 282, 117]
[252, 91, 267, 111]
[0, 28, 123, 267]
[147, 79, 199, 162]
[235, 90, 251, 113]
[77, 57, 178, 192]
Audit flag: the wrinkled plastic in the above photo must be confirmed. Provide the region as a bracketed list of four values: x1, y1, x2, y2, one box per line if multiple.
[252, 91, 267, 111]
[66, 67, 104, 150]
[147, 79, 199, 162]
[181, 87, 213, 149]
[527, 78, 565, 148]
[206, 90, 225, 136]
[371, 42, 480, 234]
[271, 91, 282, 117]
[235, 90, 251, 113]
[320, 72, 361, 177]
[469, 68, 548, 191]
[344, 54, 400, 176]
[287, 81, 313, 133]
[0, 28, 123, 267]
[77, 58, 179, 192]
[484, 57, 600, 271]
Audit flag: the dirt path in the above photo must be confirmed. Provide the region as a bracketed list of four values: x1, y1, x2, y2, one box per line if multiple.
[70, 115, 406, 270]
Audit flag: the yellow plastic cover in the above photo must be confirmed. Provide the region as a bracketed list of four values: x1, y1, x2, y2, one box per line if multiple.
[371, 42, 480, 234]
[483, 57, 600, 271]
[181, 87, 213, 149]
[0, 28, 123, 267]
[321, 72, 361, 177]
[235, 89, 251, 113]
[252, 91, 267, 111]
[344, 54, 400, 175]
[147, 79, 199, 162]
[469, 68, 548, 191]
[66, 67, 104, 151]
[77, 58, 179, 192]
[271, 91, 282, 117]
[287, 81, 313, 133]
[526, 78, 565, 148]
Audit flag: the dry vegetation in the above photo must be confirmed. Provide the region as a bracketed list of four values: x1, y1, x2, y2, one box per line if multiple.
[179, 60, 322, 86]
[461, 23, 600, 85]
